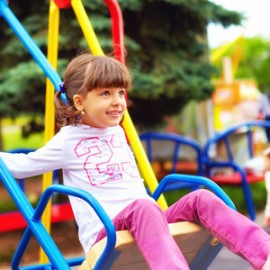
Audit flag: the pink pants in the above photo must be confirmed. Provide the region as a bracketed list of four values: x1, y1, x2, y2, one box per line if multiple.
[95, 190, 270, 270]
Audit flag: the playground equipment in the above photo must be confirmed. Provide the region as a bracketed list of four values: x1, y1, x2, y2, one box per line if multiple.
[210, 35, 261, 132]
[0, 0, 236, 269]
[204, 36, 267, 221]
[204, 120, 270, 221]
[0, 148, 70, 233]
[80, 174, 235, 270]
[140, 131, 203, 191]
[210, 35, 244, 76]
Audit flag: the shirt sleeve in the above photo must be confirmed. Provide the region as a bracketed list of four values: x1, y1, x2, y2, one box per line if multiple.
[0, 132, 65, 179]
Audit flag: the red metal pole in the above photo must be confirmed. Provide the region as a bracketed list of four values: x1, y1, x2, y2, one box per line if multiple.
[103, 0, 125, 64]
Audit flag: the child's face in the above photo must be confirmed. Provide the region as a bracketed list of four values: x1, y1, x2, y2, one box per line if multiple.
[74, 87, 127, 128]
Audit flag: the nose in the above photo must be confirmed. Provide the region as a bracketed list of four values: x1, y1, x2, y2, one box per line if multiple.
[112, 94, 122, 105]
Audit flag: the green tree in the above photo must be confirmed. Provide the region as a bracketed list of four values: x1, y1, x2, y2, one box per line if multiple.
[236, 37, 270, 93]
[0, 0, 243, 131]
[122, 0, 243, 128]
[211, 36, 270, 93]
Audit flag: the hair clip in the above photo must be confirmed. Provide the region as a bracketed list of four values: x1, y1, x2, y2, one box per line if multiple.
[59, 81, 66, 94]
[58, 81, 68, 104]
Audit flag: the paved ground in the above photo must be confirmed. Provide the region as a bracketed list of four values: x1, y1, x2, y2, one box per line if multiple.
[208, 247, 252, 270]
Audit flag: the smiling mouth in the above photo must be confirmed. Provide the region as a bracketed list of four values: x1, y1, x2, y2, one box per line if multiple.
[106, 111, 122, 116]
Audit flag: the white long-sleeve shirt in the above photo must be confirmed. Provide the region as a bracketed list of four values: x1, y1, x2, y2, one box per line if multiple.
[0, 124, 152, 253]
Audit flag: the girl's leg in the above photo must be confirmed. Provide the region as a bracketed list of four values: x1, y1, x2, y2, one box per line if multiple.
[165, 189, 270, 270]
[95, 199, 189, 270]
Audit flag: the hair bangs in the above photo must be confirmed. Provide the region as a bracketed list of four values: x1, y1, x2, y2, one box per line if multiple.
[85, 56, 131, 91]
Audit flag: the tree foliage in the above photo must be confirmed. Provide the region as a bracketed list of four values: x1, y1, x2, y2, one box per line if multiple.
[0, 0, 243, 128]
[235, 37, 270, 93]
[211, 36, 270, 94]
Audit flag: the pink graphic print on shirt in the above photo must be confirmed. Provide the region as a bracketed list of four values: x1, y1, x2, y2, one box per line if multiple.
[74, 134, 140, 185]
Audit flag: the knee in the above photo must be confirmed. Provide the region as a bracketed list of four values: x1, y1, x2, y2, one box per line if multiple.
[132, 198, 160, 210]
[191, 189, 221, 204]
[130, 199, 164, 217]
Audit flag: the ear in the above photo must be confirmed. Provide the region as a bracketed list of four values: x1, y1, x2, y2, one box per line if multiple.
[73, 94, 84, 111]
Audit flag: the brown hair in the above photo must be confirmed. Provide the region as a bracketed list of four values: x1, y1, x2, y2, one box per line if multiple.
[55, 53, 132, 126]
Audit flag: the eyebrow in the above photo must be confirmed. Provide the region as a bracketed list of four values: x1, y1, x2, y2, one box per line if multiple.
[95, 87, 125, 92]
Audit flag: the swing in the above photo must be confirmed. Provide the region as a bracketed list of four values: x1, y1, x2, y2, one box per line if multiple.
[0, 0, 236, 269]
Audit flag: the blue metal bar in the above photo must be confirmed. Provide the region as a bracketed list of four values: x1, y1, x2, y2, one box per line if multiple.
[13, 225, 84, 269]
[140, 131, 204, 192]
[33, 185, 117, 270]
[172, 142, 180, 173]
[204, 120, 270, 157]
[146, 139, 153, 163]
[190, 240, 223, 270]
[202, 121, 270, 220]
[152, 174, 236, 210]
[18, 257, 85, 270]
[247, 127, 254, 158]
[224, 136, 233, 161]
[0, 158, 70, 269]
[0, 156, 117, 269]
[140, 132, 203, 175]
[0, 0, 61, 90]
[12, 227, 33, 269]
[205, 161, 255, 220]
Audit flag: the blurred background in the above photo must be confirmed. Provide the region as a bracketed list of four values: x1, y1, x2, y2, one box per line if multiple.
[1, 0, 270, 268]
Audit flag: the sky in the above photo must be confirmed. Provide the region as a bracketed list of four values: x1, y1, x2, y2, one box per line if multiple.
[207, 0, 270, 48]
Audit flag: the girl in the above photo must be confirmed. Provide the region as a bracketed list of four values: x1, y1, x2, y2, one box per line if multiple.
[1, 53, 270, 270]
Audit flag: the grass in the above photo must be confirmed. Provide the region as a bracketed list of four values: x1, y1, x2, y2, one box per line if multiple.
[163, 181, 267, 215]
[0, 199, 18, 212]
[3, 131, 44, 151]
[2, 116, 44, 151]
[0, 117, 45, 212]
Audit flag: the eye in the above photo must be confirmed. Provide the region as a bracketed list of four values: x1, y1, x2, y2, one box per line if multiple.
[101, 90, 110, 96]
[119, 89, 126, 96]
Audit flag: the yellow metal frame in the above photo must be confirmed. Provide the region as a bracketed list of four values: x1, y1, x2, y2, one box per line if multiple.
[210, 34, 244, 76]
[40, 0, 59, 262]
